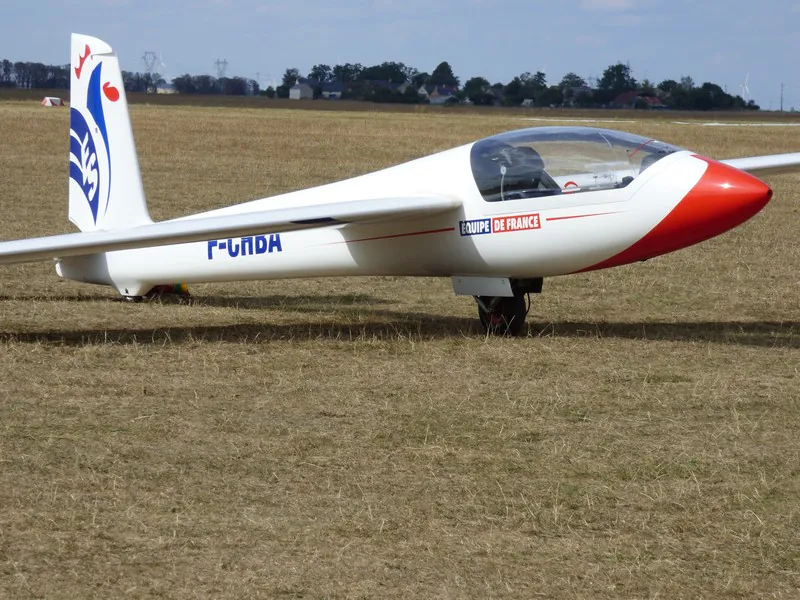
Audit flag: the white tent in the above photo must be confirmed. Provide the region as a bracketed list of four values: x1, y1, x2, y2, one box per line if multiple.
[41, 97, 63, 107]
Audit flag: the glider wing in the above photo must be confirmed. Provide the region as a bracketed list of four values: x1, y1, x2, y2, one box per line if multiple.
[0, 196, 460, 266]
[721, 152, 800, 176]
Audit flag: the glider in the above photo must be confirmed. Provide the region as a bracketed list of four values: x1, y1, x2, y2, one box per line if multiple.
[1, 34, 799, 335]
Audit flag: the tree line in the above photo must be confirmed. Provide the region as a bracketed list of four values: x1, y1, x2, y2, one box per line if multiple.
[268, 60, 758, 110]
[0, 60, 259, 97]
[0, 60, 70, 89]
[0, 56, 759, 110]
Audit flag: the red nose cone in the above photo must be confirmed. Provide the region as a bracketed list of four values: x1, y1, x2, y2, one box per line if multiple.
[676, 156, 773, 243]
[583, 157, 772, 271]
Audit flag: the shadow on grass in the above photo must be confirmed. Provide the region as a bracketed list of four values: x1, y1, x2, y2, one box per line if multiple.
[0, 293, 391, 308]
[185, 294, 394, 309]
[535, 320, 798, 349]
[0, 310, 797, 348]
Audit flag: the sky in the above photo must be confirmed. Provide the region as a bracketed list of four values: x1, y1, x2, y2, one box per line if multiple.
[1, 0, 799, 110]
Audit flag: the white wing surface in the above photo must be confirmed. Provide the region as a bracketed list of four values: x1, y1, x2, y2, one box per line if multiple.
[721, 152, 800, 176]
[0, 196, 460, 266]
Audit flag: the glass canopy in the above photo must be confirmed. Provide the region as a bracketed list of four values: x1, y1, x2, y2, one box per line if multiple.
[470, 127, 684, 202]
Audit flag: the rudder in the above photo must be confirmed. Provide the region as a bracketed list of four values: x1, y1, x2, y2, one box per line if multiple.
[69, 34, 152, 232]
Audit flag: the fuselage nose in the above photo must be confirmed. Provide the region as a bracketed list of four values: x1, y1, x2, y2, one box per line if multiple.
[684, 156, 773, 235]
[622, 155, 773, 260]
[579, 154, 773, 272]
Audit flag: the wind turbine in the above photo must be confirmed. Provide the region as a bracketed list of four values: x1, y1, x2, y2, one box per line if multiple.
[740, 73, 751, 101]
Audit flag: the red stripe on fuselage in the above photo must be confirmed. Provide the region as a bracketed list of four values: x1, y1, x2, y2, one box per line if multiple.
[546, 211, 619, 222]
[322, 227, 455, 245]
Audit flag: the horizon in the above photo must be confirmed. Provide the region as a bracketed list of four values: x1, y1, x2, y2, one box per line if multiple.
[2, 0, 798, 110]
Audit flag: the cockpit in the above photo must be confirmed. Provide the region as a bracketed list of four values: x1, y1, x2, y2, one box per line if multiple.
[470, 127, 684, 202]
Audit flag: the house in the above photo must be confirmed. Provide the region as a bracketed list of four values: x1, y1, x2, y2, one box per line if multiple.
[289, 82, 313, 100]
[612, 90, 666, 109]
[321, 81, 344, 99]
[291, 79, 350, 100]
[419, 84, 458, 105]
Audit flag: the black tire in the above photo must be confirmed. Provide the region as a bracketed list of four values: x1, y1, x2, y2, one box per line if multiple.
[477, 295, 527, 336]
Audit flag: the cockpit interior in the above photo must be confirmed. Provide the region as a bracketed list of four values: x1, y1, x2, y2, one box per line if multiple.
[470, 127, 683, 202]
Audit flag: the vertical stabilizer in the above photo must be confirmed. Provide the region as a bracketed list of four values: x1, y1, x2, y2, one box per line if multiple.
[69, 34, 152, 232]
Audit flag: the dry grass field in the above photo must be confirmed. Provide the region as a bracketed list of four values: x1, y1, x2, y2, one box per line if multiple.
[0, 102, 798, 598]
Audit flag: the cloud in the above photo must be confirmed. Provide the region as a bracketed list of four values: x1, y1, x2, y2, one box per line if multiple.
[580, 0, 638, 10]
[573, 34, 606, 47]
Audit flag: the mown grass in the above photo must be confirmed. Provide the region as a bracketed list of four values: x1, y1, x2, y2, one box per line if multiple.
[0, 103, 798, 598]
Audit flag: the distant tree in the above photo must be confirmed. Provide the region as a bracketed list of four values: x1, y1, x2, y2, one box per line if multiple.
[640, 78, 655, 93]
[171, 74, 196, 94]
[429, 61, 459, 88]
[220, 76, 248, 95]
[591, 88, 616, 106]
[453, 88, 468, 103]
[275, 67, 300, 98]
[332, 63, 363, 82]
[308, 64, 333, 83]
[359, 61, 408, 84]
[657, 79, 679, 94]
[502, 72, 547, 105]
[692, 82, 733, 110]
[679, 75, 695, 90]
[402, 65, 419, 82]
[598, 62, 637, 93]
[559, 72, 586, 88]
[520, 71, 547, 101]
[503, 76, 523, 105]
[523, 71, 547, 91]
[193, 75, 219, 94]
[14, 62, 29, 88]
[0, 59, 13, 87]
[27, 62, 47, 88]
[126, 73, 163, 94]
[464, 76, 491, 104]
[412, 71, 430, 88]
[574, 91, 594, 108]
[281, 68, 300, 88]
[263, 86, 276, 98]
[534, 86, 563, 107]
[123, 71, 143, 93]
[151, 74, 166, 93]
[403, 85, 423, 103]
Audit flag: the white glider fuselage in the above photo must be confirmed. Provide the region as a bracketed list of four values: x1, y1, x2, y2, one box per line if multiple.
[57, 147, 742, 297]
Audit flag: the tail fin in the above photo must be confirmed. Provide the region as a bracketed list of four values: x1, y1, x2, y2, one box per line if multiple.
[69, 34, 152, 232]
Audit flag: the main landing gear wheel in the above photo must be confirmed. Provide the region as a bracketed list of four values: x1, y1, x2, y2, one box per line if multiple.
[476, 294, 528, 337]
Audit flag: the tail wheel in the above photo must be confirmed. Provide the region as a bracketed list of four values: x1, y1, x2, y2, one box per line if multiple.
[476, 294, 528, 336]
[145, 283, 190, 298]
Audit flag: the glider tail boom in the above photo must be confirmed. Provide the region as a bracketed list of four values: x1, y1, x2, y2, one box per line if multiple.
[68, 33, 152, 233]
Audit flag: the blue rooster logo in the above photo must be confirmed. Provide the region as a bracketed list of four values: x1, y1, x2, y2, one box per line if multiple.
[69, 108, 101, 222]
[69, 62, 111, 224]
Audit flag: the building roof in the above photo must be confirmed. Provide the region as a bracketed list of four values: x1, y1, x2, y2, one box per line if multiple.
[421, 84, 458, 96]
[613, 91, 666, 107]
[322, 81, 345, 93]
